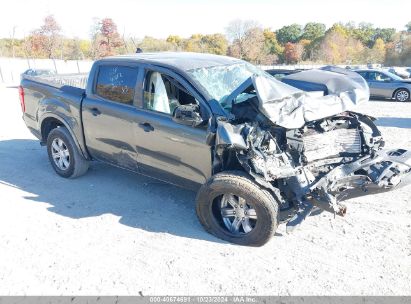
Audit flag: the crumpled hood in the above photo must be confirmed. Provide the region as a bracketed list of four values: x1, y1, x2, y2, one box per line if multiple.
[253, 67, 370, 129]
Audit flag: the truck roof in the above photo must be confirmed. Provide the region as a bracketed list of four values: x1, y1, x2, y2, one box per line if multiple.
[103, 52, 242, 71]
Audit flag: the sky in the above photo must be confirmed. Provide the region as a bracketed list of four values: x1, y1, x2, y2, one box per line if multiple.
[1, 0, 410, 39]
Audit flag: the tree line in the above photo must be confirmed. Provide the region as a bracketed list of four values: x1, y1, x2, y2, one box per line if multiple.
[1, 16, 411, 66]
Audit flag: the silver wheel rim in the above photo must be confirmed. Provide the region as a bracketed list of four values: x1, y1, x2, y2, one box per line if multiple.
[220, 194, 257, 235]
[397, 90, 409, 101]
[51, 138, 70, 170]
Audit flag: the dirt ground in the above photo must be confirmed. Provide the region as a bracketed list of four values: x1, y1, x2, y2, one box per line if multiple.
[0, 84, 410, 295]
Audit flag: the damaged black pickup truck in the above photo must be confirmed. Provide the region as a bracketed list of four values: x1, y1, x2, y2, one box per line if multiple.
[20, 52, 411, 246]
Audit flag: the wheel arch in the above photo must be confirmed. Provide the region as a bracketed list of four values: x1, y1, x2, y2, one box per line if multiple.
[392, 87, 410, 99]
[39, 114, 89, 159]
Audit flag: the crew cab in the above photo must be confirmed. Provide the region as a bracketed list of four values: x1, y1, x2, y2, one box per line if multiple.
[20, 52, 411, 246]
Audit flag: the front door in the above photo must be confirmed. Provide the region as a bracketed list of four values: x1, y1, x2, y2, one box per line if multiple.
[367, 71, 395, 98]
[133, 67, 212, 188]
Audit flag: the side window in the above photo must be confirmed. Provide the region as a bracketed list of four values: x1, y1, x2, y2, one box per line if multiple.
[95, 65, 138, 105]
[143, 71, 197, 115]
[357, 71, 368, 80]
[369, 72, 391, 82]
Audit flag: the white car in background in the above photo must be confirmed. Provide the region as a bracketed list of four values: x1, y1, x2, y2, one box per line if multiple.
[383, 67, 410, 79]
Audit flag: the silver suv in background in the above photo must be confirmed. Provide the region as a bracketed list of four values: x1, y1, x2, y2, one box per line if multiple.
[355, 69, 411, 102]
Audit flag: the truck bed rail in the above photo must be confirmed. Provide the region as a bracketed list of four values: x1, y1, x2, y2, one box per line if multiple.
[22, 73, 88, 89]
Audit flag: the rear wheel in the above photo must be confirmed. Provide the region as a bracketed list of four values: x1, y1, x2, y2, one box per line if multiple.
[46, 126, 89, 178]
[196, 171, 279, 246]
[394, 89, 410, 102]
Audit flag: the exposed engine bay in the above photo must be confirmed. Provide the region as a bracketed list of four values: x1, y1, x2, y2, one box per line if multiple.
[210, 68, 411, 232]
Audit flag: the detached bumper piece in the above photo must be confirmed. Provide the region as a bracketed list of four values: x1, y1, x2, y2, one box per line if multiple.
[286, 149, 411, 232]
[323, 148, 411, 199]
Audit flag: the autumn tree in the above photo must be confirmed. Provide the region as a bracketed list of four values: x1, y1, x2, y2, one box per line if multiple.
[241, 27, 267, 63]
[283, 42, 303, 64]
[166, 35, 183, 50]
[26, 15, 61, 58]
[64, 38, 86, 60]
[369, 38, 386, 63]
[317, 29, 364, 64]
[263, 29, 283, 56]
[184, 34, 228, 55]
[138, 36, 174, 52]
[97, 18, 124, 57]
[228, 26, 277, 64]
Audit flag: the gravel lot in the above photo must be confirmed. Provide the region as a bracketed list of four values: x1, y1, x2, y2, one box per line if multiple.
[0, 84, 410, 295]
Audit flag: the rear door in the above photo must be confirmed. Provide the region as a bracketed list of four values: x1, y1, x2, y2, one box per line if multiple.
[132, 66, 213, 188]
[82, 63, 142, 171]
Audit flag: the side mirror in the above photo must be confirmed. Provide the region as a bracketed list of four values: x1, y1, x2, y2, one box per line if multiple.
[172, 104, 204, 127]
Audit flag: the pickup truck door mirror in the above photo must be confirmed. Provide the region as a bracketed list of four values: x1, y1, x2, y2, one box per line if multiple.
[172, 104, 204, 127]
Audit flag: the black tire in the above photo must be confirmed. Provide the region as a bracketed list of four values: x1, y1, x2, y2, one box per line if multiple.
[46, 126, 89, 178]
[394, 89, 410, 102]
[196, 171, 279, 246]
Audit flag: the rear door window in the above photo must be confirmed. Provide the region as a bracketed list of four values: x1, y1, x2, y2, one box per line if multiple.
[95, 65, 138, 105]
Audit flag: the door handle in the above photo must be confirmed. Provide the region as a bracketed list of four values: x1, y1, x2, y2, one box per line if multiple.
[90, 107, 101, 116]
[138, 122, 154, 132]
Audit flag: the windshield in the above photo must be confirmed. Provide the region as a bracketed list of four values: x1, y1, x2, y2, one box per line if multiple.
[187, 62, 272, 103]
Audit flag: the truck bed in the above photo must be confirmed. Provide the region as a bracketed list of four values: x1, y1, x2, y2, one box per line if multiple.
[22, 73, 88, 90]
[20, 74, 88, 156]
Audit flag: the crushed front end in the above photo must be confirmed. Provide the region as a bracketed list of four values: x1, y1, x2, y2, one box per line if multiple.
[210, 68, 411, 232]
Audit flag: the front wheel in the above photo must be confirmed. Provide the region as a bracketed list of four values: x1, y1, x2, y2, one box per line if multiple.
[394, 89, 410, 102]
[196, 171, 279, 246]
[46, 126, 89, 178]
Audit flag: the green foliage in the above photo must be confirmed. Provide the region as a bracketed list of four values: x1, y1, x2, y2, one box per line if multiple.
[263, 29, 283, 56]
[352, 22, 375, 47]
[373, 28, 396, 43]
[276, 24, 303, 44]
[302, 22, 326, 41]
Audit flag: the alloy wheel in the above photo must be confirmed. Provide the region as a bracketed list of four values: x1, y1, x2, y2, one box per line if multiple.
[219, 193, 257, 234]
[396, 90, 409, 102]
[51, 138, 70, 170]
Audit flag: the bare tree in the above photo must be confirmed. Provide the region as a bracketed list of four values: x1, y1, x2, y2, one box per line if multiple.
[89, 17, 101, 59]
[9, 26, 17, 58]
[225, 19, 259, 59]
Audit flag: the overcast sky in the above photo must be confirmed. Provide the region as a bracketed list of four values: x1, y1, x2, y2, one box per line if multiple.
[1, 0, 410, 39]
